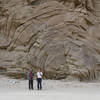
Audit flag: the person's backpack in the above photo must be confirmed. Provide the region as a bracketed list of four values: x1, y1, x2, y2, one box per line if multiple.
[30, 72, 33, 79]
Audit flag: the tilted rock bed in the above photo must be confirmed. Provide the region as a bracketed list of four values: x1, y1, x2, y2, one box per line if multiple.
[0, 0, 100, 81]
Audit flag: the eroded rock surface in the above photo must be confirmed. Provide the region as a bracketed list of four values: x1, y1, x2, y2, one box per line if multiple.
[0, 0, 100, 80]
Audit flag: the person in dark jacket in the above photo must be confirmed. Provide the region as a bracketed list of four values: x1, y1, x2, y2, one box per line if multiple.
[27, 70, 34, 90]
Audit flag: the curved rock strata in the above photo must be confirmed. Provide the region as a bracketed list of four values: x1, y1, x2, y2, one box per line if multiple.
[0, 0, 100, 80]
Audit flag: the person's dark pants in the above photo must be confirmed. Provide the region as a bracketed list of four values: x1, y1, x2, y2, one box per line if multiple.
[29, 80, 33, 90]
[37, 78, 42, 90]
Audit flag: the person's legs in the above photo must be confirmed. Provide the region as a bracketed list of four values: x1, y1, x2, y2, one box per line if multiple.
[40, 78, 42, 90]
[38, 78, 40, 90]
[29, 80, 31, 90]
[37, 78, 39, 90]
[38, 78, 42, 90]
[31, 80, 33, 89]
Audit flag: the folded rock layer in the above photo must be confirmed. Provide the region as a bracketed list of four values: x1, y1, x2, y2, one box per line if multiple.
[0, 0, 100, 80]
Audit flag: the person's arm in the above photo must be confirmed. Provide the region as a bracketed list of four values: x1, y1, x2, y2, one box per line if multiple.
[36, 72, 38, 78]
[41, 72, 43, 76]
[32, 73, 34, 76]
[27, 72, 29, 80]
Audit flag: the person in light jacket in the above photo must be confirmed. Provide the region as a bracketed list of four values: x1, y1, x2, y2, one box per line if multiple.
[36, 69, 43, 90]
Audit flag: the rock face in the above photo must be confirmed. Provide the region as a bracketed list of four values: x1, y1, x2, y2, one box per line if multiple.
[0, 0, 100, 80]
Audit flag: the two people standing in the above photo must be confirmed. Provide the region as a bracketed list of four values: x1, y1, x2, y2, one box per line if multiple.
[27, 69, 43, 90]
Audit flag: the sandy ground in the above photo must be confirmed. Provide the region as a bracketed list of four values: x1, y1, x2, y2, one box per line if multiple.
[0, 75, 100, 100]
